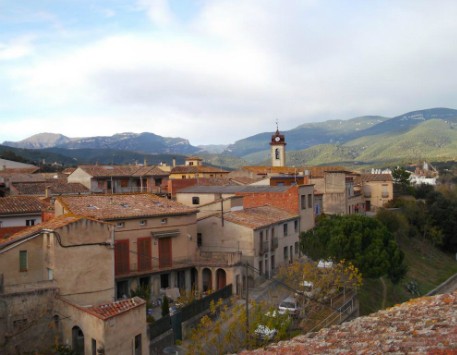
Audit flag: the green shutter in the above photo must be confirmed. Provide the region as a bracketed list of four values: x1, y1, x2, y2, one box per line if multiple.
[19, 250, 28, 271]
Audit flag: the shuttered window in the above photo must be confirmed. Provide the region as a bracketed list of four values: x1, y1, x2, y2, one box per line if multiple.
[137, 237, 152, 271]
[115, 240, 130, 275]
[19, 250, 28, 272]
[158, 237, 172, 268]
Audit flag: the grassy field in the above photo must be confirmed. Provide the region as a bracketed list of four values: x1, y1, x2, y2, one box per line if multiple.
[358, 235, 457, 315]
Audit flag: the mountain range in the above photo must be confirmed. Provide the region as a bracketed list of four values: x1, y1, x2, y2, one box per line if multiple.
[2, 107, 457, 169]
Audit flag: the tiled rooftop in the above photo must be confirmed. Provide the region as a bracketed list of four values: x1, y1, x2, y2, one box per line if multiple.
[242, 291, 457, 354]
[241, 166, 301, 175]
[0, 196, 46, 215]
[57, 193, 197, 220]
[76, 165, 169, 177]
[224, 205, 298, 229]
[360, 173, 393, 182]
[171, 165, 230, 174]
[11, 181, 90, 195]
[178, 185, 291, 194]
[83, 297, 145, 320]
[0, 215, 84, 248]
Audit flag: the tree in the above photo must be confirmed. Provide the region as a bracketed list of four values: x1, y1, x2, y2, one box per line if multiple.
[278, 260, 362, 305]
[392, 167, 413, 195]
[186, 298, 291, 354]
[301, 215, 407, 284]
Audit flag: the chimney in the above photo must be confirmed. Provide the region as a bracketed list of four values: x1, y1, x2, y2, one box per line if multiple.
[45, 186, 50, 198]
[172, 157, 176, 167]
[144, 158, 147, 167]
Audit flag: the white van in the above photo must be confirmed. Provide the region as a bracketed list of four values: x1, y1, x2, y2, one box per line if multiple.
[278, 296, 299, 317]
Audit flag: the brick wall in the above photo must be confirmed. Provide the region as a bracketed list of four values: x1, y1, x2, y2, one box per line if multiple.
[237, 185, 299, 214]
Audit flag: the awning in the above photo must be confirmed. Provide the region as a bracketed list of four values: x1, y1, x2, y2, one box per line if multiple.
[151, 230, 180, 238]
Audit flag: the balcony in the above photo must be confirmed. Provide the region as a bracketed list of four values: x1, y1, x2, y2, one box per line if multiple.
[115, 252, 242, 279]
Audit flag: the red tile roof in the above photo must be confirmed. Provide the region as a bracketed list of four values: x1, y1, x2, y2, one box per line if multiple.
[242, 291, 457, 354]
[76, 165, 169, 178]
[360, 173, 393, 182]
[84, 297, 145, 320]
[57, 193, 197, 220]
[0, 215, 84, 248]
[171, 166, 229, 174]
[0, 196, 46, 215]
[224, 206, 298, 230]
[11, 181, 90, 196]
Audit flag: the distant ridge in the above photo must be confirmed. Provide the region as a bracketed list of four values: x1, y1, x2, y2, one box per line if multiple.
[2, 108, 457, 168]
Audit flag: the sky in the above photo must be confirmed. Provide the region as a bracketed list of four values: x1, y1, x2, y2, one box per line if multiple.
[1, 0, 457, 146]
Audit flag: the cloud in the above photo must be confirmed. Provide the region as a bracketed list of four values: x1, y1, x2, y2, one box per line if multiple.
[3, 1, 457, 144]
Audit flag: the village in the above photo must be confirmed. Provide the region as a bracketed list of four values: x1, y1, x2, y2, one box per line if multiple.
[0, 127, 411, 354]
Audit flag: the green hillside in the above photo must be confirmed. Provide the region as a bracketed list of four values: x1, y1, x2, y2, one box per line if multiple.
[277, 119, 457, 168]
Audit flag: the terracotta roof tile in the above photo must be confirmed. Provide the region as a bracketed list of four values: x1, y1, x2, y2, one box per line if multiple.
[77, 165, 169, 178]
[0, 196, 46, 215]
[57, 193, 197, 220]
[360, 173, 393, 182]
[0, 215, 84, 248]
[224, 206, 298, 229]
[171, 166, 229, 174]
[83, 297, 145, 320]
[242, 291, 457, 354]
[11, 181, 90, 195]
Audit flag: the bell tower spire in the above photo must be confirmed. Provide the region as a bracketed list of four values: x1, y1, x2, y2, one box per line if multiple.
[270, 121, 286, 167]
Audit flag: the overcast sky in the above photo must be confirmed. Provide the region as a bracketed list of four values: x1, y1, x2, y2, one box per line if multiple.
[1, 0, 457, 145]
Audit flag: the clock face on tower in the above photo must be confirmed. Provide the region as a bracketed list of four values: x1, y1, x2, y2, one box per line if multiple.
[275, 136, 280, 142]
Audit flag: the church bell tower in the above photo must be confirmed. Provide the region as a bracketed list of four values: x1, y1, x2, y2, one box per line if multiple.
[270, 123, 286, 167]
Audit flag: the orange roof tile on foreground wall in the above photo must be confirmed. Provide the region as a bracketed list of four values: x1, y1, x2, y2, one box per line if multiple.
[83, 297, 145, 320]
[242, 291, 457, 354]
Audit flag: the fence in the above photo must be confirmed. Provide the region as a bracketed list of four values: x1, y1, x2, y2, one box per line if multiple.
[148, 284, 233, 341]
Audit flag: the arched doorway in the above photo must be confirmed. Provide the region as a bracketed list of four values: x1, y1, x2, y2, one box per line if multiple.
[202, 268, 212, 292]
[72, 326, 85, 355]
[216, 269, 226, 290]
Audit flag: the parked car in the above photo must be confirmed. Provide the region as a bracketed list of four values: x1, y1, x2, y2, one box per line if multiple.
[278, 296, 300, 318]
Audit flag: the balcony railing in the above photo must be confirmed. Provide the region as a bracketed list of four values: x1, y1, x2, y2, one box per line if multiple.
[115, 252, 242, 278]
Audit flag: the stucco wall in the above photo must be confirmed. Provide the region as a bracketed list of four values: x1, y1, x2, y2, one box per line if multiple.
[0, 288, 58, 354]
[57, 298, 148, 355]
[67, 168, 92, 189]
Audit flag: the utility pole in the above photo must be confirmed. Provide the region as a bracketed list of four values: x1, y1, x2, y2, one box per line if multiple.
[245, 263, 249, 341]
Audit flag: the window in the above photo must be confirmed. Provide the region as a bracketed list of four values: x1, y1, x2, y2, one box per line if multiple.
[192, 196, 200, 205]
[48, 268, 53, 280]
[19, 250, 28, 272]
[139, 220, 147, 226]
[114, 240, 130, 275]
[0, 221, 2, 228]
[301, 195, 306, 210]
[26, 219, 36, 226]
[295, 242, 299, 255]
[283, 246, 288, 261]
[92, 339, 97, 355]
[197, 233, 202, 247]
[294, 220, 298, 233]
[161, 218, 168, 224]
[116, 222, 125, 228]
[308, 194, 313, 208]
[120, 179, 128, 187]
[283, 223, 288, 236]
[137, 238, 152, 271]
